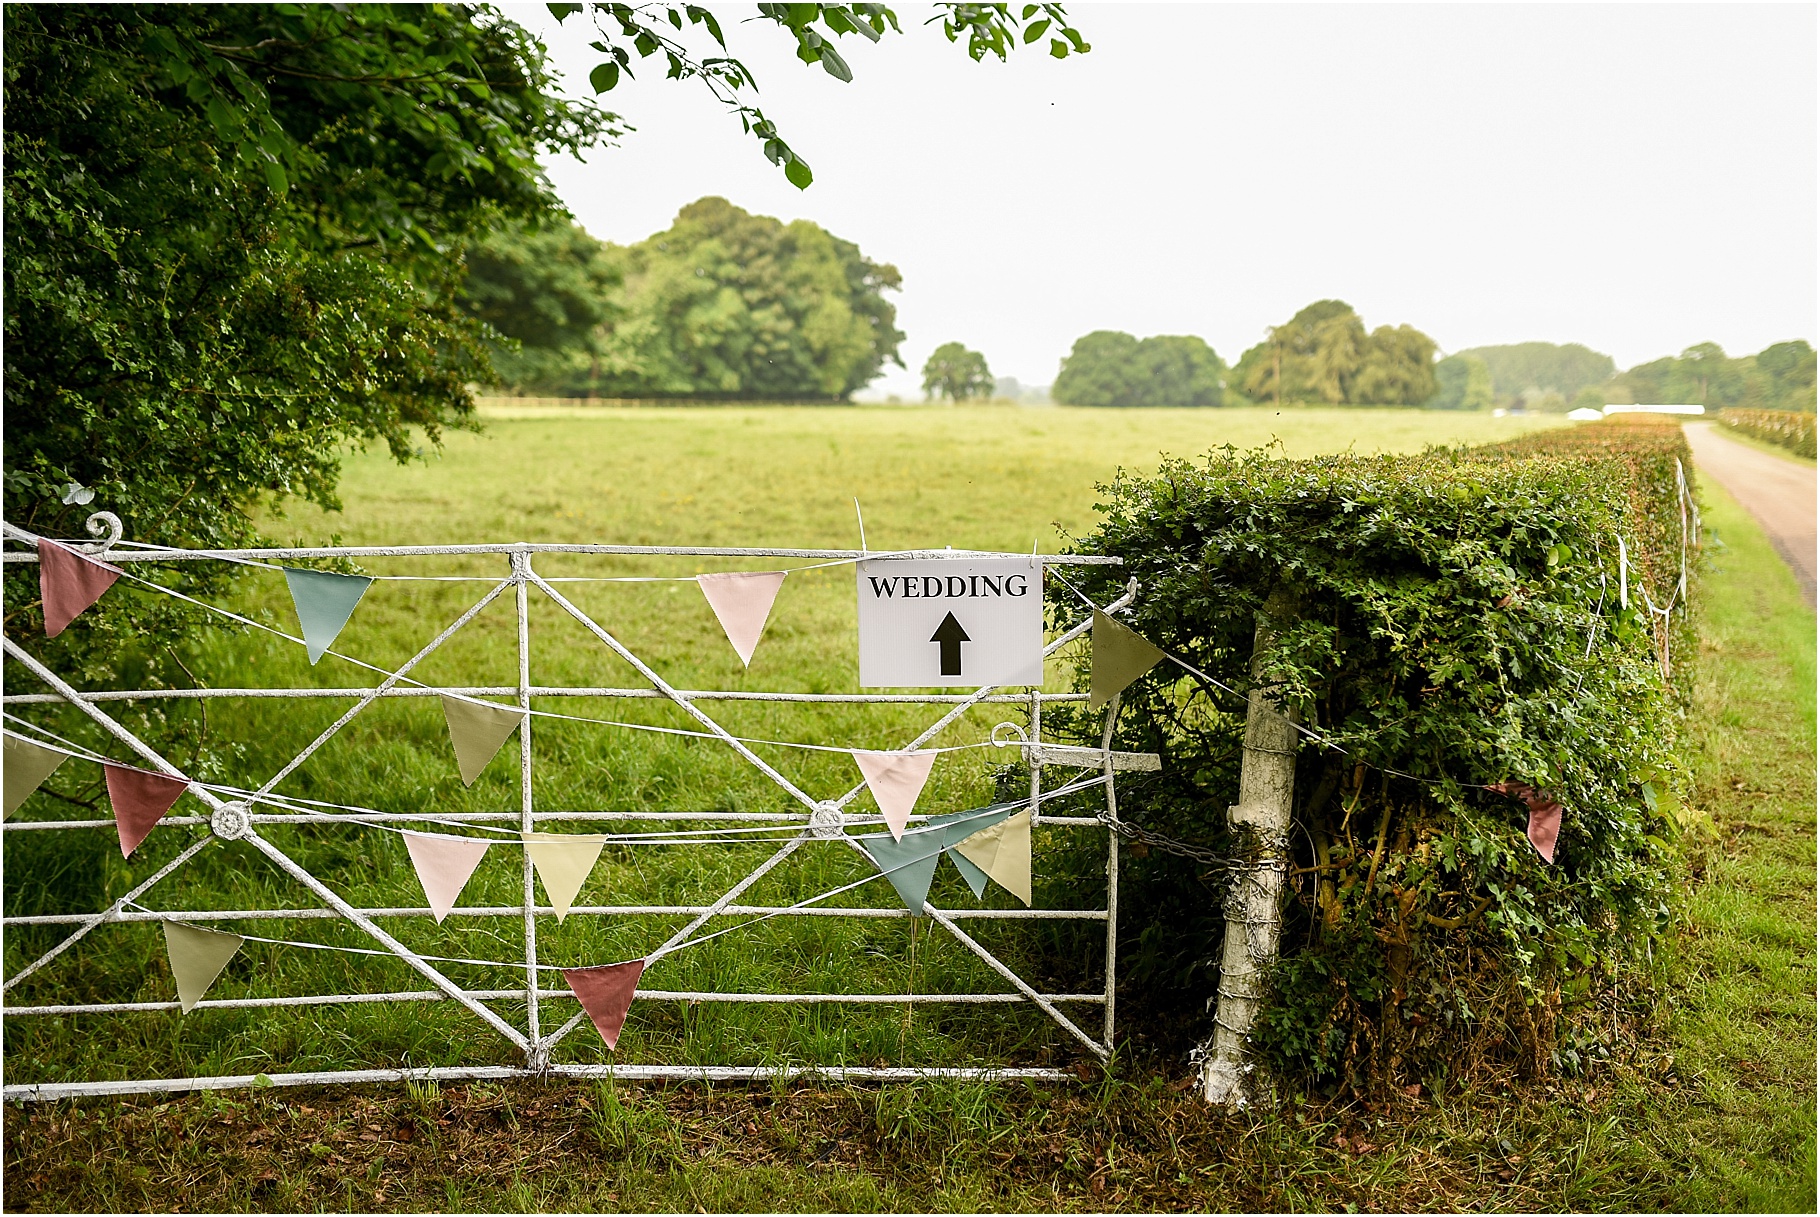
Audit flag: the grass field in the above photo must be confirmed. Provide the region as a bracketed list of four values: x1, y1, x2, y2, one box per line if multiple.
[5, 407, 1814, 1211]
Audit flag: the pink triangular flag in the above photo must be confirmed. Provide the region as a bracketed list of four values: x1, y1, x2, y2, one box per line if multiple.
[853, 750, 938, 842]
[696, 571, 787, 666]
[564, 959, 646, 1050]
[401, 832, 492, 923]
[1488, 782, 1564, 864]
[104, 764, 189, 858]
[39, 540, 121, 637]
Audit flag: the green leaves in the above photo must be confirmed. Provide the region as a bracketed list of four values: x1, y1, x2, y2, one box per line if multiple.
[1055, 424, 1695, 1084]
[563, 2, 1084, 189]
[817, 43, 853, 82]
[499, 198, 900, 400]
[921, 342, 994, 401]
[4, 3, 591, 691]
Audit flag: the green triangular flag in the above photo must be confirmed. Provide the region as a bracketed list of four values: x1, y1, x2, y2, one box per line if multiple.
[946, 843, 992, 898]
[284, 568, 375, 665]
[442, 695, 526, 786]
[163, 921, 244, 1013]
[858, 824, 948, 915]
[4, 735, 67, 818]
[1090, 609, 1165, 710]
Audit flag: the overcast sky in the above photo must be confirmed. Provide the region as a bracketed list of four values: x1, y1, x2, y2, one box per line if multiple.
[512, 2, 1817, 399]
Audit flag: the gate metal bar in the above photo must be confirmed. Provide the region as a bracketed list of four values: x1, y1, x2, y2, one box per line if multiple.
[2, 530, 1132, 1101]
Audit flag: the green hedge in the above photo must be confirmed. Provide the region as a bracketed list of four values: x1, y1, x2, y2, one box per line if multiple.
[1719, 407, 1817, 459]
[1050, 420, 1693, 1091]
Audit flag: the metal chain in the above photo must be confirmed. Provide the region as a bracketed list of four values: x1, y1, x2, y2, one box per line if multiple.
[1094, 810, 1233, 869]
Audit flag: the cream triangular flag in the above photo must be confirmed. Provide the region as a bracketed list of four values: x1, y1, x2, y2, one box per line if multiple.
[852, 749, 938, 841]
[697, 571, 787, 666]
[402, 832, 492, 923]
[953, 809, 1032, 905]
[1090, 609, 1165, 710]
[441, 695, 526, 786]
[522, 832, 606, 921]
[163, 921, 244, 1013]
[4, 735, 67, 818]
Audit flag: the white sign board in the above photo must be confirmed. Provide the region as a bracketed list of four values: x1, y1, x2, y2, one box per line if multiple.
[856, 557, 1044, 688]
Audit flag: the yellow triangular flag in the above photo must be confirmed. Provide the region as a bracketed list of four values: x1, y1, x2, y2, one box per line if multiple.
[4, 735, 67, 818]
[953, 809, 1032, 905]
[522, 833, 606, 922]
[441, 695, 526, 786]
[1090, 609, 1165, 710]
[163, 921, 244, 1013]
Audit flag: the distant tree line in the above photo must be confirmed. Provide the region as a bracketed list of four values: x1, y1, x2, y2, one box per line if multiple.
[1045, 302, 1439, 409]
[1430, 339, 1816, 413]
[471, 223, 1816, 412]
[462, 197, 904, 401]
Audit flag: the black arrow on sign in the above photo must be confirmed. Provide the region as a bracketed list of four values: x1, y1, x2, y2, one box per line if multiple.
[929, 612, 971, 677]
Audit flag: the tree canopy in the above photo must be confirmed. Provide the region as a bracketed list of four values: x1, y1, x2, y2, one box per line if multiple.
[578, 198, 906, 400]
[554, 2, 1090, 189]
[8, 3, 1087, 572]
[1052, 332, 1225, 407]
[459, 221, 623, 391]
[1230, 302, 1438, 406]
[1426, 356, 1497, 411]
[4, 4, 609, 557]
[922, 343, 995, 401]
[1451, 342, 1616, 407]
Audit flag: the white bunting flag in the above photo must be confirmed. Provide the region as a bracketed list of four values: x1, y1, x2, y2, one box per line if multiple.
[852, 750, 938, 841]
[401, 832, 492, 923]
[697, 571, 787, 666]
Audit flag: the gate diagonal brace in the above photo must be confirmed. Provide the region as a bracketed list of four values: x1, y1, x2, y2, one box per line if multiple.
[244, 832, 530, 1052]
[826, 834, 1109, 1060]
[2, 637, 528, 1052]
[541, 833, 810, 1052]
[2, 637, 227, 993]
[528, 573, 820, 812]
[252, 576, 516, 799]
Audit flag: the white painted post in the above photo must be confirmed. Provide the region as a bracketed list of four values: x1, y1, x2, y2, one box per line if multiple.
[1198, 588, 1300, 1107]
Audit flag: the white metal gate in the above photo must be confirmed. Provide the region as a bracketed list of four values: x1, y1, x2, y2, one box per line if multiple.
[2, 518, 1148, 1100]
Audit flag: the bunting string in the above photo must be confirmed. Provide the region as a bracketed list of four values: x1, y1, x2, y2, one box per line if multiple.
[0, 722, 1110, 843]
[119, 805, 1005, 973]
